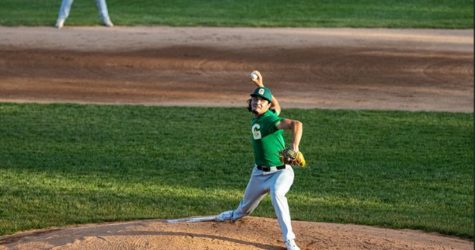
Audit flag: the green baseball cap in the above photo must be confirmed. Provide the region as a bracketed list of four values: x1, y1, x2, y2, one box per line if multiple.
[250, 87, 273, 102]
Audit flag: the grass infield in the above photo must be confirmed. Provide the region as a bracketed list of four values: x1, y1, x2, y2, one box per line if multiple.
[0, 103, 472, 238]
[0, 0, 472, 28]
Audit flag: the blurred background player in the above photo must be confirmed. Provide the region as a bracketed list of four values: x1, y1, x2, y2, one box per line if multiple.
[55, 0, 113, 29]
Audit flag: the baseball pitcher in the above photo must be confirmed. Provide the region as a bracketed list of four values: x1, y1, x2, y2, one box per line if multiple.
[216, 70, 305, 250]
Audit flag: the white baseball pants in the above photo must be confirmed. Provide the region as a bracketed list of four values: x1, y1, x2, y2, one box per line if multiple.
[57, 0, 111, 22]
[231, 165, 296, 242]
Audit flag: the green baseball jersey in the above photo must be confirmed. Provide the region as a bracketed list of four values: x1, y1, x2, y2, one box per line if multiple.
[251, 110, 285, 166]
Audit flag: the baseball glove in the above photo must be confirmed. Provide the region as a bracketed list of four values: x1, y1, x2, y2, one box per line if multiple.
[280, 148, 306, 168]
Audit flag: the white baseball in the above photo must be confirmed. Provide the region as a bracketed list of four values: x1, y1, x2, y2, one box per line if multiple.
[250, 72, 258, 80]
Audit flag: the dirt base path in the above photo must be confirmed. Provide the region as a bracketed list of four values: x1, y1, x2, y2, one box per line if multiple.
[0, 27, 473, 249]
[0, 27, 472, 112]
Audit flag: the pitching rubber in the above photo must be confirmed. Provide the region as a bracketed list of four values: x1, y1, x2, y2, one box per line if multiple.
[166, 215, 218, 223]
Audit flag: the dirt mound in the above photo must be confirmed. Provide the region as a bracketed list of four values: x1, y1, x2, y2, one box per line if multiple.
[0, 217, 471, 250]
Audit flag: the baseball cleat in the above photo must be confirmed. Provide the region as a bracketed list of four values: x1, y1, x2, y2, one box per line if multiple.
[55, 19, 64, 29]
[215, 210, 233, 222]
[103, 19, 114, 27]
[285, 239, 300, 250]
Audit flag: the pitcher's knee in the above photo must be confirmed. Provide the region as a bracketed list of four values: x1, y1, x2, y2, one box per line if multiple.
[270, 189, 287, 202]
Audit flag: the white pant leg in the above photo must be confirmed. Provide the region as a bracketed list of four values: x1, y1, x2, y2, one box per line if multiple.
[95, 0, 111, 21]
[57, 0, 74, 21]
[270, 166, 296, 242]
[232, 167, 268, 220]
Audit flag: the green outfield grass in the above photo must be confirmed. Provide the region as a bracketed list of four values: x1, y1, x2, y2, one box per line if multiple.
[0, 103, 472, 238]
[0, 0, 472, 28]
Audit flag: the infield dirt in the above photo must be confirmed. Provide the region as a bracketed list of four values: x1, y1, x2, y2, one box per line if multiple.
[0, 27, 473, 249]
[0, 27, 472, 112]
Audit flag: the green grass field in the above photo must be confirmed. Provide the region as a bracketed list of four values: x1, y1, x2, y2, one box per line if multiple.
[0, 103, 472, 238]
[0, 0, 472, 28]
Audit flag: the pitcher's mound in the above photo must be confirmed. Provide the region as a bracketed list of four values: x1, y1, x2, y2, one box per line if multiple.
[0, 217, 471, 249]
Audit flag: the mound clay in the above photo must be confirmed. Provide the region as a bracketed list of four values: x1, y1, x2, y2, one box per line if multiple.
[0, 217, 472, 249]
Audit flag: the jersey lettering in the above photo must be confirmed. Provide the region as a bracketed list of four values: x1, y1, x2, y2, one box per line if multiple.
[252, 124, 262, 140]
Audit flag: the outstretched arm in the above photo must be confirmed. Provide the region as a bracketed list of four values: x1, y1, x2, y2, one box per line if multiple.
[276, 118, 303, 152]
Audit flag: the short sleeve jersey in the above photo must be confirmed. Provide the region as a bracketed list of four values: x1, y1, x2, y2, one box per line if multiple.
[251, 110, 285, 166]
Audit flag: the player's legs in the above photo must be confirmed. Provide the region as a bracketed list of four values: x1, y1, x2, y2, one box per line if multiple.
[269, 166, 296, 242]
[56, 0, 74, 28]
[95, 0, 113, 26]
[232, 166, 269, 219]
[217, 167, 267, 221]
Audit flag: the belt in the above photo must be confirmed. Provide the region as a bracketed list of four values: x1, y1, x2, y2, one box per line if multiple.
[256, 165, 286, 172]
